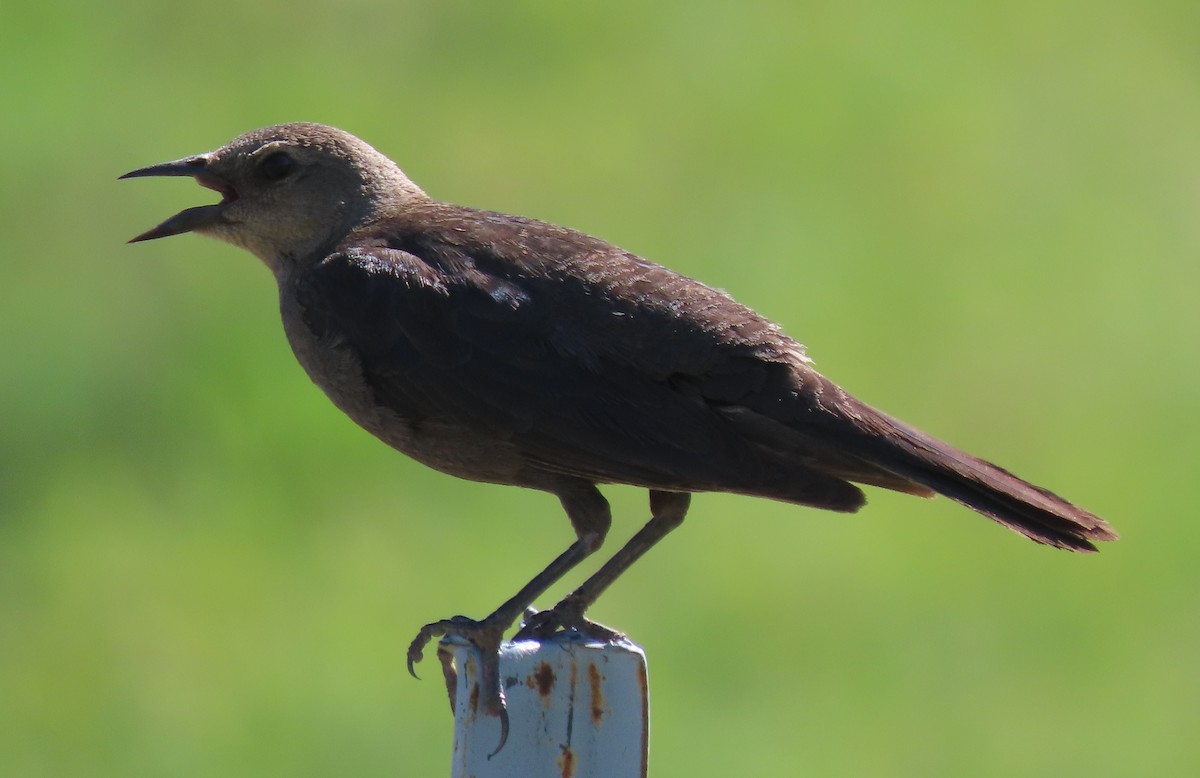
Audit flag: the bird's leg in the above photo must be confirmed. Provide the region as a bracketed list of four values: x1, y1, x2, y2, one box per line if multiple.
[406, 482, 611, 744]
[517, 490, 690, 641]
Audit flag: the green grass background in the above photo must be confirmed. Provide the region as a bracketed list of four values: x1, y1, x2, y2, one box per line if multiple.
[3, 1, 1198, 775]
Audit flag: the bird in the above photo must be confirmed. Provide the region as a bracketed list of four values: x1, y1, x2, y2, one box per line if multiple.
[122, 122, 1116, 736]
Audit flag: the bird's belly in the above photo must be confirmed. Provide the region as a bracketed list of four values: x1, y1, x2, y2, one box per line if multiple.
[281, 314, 527, 486]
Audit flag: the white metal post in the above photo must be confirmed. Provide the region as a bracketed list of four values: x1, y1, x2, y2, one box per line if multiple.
[441, 633, 649, 777]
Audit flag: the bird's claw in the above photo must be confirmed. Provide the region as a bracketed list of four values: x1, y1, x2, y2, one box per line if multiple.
[408, 615, 464, 678]
[408, 614, 512, 753]
[514, 602, 626, 643]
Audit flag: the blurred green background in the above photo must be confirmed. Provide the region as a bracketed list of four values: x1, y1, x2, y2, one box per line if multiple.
[2, 1, 1197, 775]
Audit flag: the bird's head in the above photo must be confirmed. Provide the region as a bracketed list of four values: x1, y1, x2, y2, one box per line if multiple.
[121, 123, 426, 270]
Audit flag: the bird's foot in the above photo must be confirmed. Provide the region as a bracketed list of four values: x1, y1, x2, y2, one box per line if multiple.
[513, 599, 626, 643]
[408, 615, 511, 754]
[406, 598, 623, 756]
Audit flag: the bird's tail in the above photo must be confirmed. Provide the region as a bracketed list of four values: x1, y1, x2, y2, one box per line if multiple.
[844, 403, 1117, 552]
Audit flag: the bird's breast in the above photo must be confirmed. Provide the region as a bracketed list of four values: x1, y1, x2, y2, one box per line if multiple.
[279, 291, 398, 428]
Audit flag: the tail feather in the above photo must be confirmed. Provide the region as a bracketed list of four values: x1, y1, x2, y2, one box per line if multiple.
[851, 405, 1118, 552]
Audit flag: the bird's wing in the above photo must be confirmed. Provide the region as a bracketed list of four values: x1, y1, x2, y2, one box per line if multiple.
[293, 228, 1113, 552]
[291, 239, 867, 508]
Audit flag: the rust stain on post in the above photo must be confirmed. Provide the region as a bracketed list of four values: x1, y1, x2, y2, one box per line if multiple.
[467, 681, 480, 714]
[588, 664, 605, 725]
[527, 660, 557, 703]
[557, 745, 576, 778]
[436, 642, 459, 712]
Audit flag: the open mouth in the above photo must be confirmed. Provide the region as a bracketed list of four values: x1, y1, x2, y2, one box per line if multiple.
[120, 154, 237, 242]
[196, 171, 238, 205]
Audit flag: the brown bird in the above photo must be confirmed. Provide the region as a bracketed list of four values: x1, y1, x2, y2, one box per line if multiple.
[122, 122, 1116, 733]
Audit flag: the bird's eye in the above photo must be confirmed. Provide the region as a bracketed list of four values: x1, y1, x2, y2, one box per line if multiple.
[259, 151, 295, 181]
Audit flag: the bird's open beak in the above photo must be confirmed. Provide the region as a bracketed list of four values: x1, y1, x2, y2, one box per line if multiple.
[120, 154, 238, 242]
